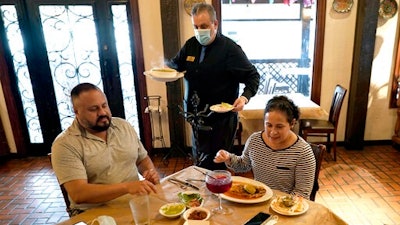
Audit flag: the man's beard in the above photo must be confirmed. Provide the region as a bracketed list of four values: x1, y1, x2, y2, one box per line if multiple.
[91, 116, 111, 132]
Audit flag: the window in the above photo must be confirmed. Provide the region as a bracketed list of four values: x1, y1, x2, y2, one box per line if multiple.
[0, 0, 148, 153]
[213, 0, 325, 102]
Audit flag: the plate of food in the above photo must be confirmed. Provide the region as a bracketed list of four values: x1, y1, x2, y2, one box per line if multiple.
[144, 68, 184, 82]
[220, 176, 273, 204]
[210, 102, 234, 113]
[178, 191, 204, 208]
[270, 195, 309, 216]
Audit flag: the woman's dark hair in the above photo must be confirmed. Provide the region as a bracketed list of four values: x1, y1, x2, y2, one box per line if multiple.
[264, 95, 300, 123]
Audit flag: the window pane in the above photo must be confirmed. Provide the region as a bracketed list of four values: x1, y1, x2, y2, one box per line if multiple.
[111, 5, 140, 135]
[39, 5, 103, 130]
[1, 5, 43, 143]
[222, 2, 316, 97]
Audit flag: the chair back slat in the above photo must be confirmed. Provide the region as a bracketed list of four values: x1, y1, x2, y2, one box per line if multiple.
[265, 78, 277, 94]
[328, 85, 347, 125]
[309, 143, 326, 201]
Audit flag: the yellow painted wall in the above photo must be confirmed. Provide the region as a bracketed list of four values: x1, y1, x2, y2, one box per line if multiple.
[321, 0, 398, 142]
[321, 0, 357, 142]
[367, 6, 399, 140]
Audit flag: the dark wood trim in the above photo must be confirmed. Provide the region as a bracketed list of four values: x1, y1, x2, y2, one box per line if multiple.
[310, 0, 326, 105]
[160, 0, 186, 150]
[0, 37, 27, 156]
[344, 0, 379, 150]
[128, 0, 152, 152]
[390, 23, 400, 108]
[212, 0, 221, 27]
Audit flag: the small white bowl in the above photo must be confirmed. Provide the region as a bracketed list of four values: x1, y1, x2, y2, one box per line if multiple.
[159, 202, 186, 218]
[182, 207, 211, 221]
[150, 68, 178, 78]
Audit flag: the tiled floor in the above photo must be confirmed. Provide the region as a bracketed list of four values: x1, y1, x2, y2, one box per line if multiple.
[316, 145, 400, 225]
[0, 145, 400, 224]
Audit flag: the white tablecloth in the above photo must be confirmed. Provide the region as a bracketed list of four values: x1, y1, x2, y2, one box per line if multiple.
[239, 93, 328, 142]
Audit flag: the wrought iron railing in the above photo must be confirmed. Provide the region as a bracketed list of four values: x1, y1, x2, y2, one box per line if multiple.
[249, 59, 311, 96]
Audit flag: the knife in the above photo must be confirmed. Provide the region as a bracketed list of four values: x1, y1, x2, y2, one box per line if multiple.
[169, 178, 199, 190]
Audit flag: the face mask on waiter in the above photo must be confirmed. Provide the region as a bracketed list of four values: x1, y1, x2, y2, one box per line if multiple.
[194, 29, 211, 46]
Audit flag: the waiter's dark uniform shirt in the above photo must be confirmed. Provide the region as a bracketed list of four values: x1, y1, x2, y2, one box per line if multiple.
[167, 33, 260, 169]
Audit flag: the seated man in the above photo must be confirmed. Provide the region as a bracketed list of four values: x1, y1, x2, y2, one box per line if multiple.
[51, 83, 160, 216]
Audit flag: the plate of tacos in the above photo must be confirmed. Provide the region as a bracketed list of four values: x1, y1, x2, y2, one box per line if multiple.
[210, 102, 234, 113]
[270, 195, 309, 216]
[220, 176, 273, 204]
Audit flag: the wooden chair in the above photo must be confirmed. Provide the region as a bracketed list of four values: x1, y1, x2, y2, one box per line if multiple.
[299, 85, 347, 161]
[309, 143, 326, 201]
[263, 77, 272, 94]
[264, 77, 276, 94]
[235, 121, 243, 146]
[47, 153, 72, 216]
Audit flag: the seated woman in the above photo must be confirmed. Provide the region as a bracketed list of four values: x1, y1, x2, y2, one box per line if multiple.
[214, 95, 316, 199]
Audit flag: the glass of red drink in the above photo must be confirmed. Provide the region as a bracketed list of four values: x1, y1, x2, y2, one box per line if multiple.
[205, 170, 233, 214]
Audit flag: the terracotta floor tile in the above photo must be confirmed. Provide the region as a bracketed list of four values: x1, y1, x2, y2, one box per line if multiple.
[315, 145, 400, 225]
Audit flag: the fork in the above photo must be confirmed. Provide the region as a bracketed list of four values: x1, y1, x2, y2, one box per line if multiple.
[185, 178, 205, 182]
[168, 179, 188, 190]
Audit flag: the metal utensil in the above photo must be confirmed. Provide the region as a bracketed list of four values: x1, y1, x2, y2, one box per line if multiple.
[185, 178, 205, 182]
[168, 178, 199, 190]
[168, 179, 188, 190]
[193, 167, 217, 179]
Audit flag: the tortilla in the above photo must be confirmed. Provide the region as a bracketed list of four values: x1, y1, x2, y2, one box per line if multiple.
[272, 196, 305, 213]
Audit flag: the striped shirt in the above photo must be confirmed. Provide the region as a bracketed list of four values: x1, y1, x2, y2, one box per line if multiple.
[227, 131, 316, 199]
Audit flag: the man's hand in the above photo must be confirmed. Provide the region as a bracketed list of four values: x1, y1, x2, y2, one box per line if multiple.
[126, 180, 158, 195]
[64, 179, 158, 204]
[142, 168, 160, 185]
[137, 156, 161, 185]
[232, 96, 247, 112]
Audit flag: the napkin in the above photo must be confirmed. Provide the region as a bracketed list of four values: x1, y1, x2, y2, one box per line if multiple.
[187, 220, 210, 225]
[261, 215, 278, 225]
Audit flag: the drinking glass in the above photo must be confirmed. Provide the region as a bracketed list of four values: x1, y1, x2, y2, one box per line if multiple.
[205, 170, 233, 214]
[129, 195, 150, 225]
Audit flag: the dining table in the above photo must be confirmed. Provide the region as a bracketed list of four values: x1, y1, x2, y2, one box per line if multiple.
[238, 93, 328, 142]
[56, 166, 348, 225]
